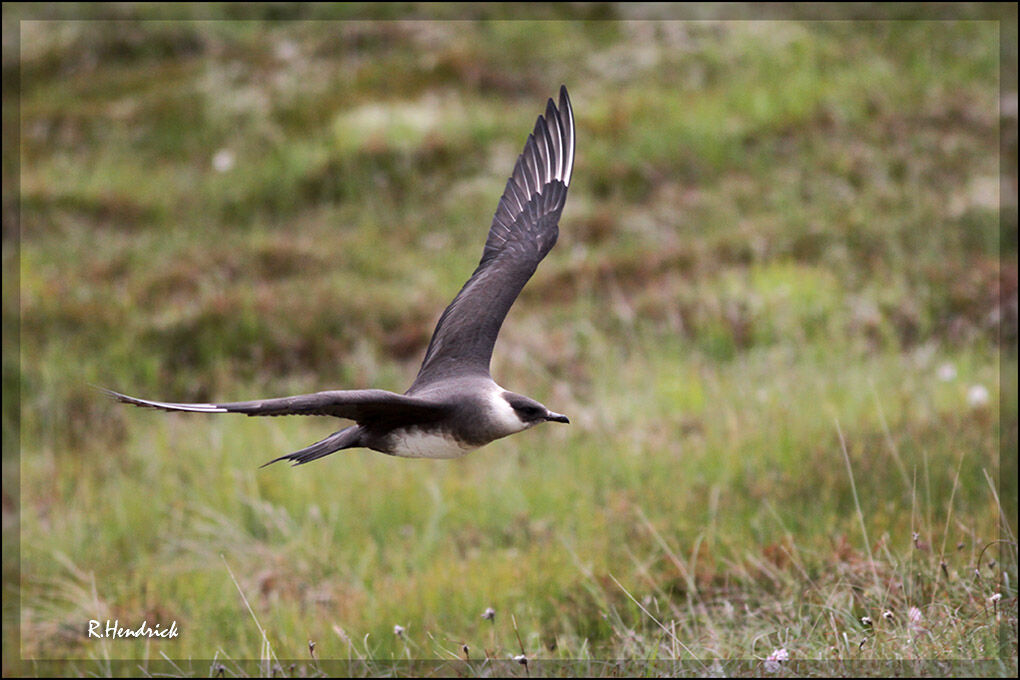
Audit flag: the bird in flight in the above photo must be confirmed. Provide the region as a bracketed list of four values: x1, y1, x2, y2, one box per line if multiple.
[104, 86, 576, 467]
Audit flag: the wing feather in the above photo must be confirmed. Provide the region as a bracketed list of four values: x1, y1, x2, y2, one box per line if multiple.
[410, 87, 575, 390]
[101, 387, 448, 426]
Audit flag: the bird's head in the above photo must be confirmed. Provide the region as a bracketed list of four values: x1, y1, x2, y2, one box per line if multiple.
[502, 392, 570, 429]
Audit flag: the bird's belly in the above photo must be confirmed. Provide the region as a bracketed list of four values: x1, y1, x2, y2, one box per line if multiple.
[387, 429, 474, 459]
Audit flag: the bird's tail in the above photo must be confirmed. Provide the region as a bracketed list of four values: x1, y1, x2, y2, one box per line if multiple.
[260, 426, 362, 467]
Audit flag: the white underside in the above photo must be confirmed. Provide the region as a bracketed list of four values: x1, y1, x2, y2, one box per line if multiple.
[388, 384, 529, 459]
[390, 430, 474, 459]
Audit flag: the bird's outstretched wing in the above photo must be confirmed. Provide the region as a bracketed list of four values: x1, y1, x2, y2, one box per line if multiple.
[410, 86, 575, 391]
[100, 387, 449, 429]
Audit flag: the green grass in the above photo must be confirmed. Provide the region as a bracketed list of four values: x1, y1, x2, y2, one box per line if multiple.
[5, 8, 1017, 677]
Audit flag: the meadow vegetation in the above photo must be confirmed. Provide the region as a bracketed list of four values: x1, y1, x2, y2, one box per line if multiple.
[4, 6, 1017, 676]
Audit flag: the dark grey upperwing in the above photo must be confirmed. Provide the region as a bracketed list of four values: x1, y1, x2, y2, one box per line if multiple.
[409, 86, 575, 391]
[101, 387, 449, 429]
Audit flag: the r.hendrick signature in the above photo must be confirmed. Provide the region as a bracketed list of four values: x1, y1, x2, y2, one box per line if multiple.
[88, 619, 179, 639]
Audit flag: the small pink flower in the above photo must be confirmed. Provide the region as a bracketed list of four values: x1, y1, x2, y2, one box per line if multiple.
[764, 648, 789, 673]
[937, 363, 957, 381]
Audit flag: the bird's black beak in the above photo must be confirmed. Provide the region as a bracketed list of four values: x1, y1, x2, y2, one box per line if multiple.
[546, 411, 570, 424]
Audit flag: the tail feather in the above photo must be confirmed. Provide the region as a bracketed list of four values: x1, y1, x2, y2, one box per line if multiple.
[260, 426, 362, 468]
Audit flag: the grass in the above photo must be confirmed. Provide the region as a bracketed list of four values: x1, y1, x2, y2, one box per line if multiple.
[5, 6, 1017, 677]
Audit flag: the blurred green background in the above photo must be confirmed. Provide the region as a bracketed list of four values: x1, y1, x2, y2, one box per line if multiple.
[4, 3, 1017, 674]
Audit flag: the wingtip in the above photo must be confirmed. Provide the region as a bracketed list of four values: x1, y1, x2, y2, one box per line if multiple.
[259, 452, 304, 468]
[552, 86, 572, 122]
[558, 85, 575, 185]
[259, 456, 285, 469]
[559, 85, 572, 112]
[95, 385, 128, 402]
[257, 454, 313, 469]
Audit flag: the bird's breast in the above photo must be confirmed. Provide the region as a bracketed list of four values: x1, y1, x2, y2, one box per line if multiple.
[385, 428, 474, 459]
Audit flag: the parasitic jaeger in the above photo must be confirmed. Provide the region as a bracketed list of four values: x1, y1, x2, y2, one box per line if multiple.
[104, 86, 576, 467]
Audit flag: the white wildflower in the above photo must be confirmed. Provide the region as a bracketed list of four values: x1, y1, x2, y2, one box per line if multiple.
[212, 148, 235, 173]
[967, 384, 990, 408]
[937, 363, 957, 382]
[274, 40, 298, 61]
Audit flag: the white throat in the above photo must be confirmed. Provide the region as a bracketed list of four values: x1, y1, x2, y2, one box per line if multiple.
[487, 384, 530, 436]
